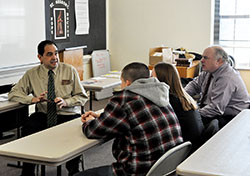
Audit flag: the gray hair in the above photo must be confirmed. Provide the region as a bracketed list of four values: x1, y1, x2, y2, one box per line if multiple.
[212, 46, 229, 63]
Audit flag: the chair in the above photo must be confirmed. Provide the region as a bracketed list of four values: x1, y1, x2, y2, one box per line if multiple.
[228, 55, 235, 68]
[146, 141, 192, 176]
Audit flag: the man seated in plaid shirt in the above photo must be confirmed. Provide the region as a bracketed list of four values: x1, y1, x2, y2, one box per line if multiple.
[76, 62, 183, 176]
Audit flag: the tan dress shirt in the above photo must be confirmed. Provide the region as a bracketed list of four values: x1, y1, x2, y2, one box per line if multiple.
[8, 63, 88, 115]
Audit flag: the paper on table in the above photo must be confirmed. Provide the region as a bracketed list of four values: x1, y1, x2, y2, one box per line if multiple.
[91, 77, 106, 80]
[82, 81, 96, 85]
[102, 74, 120, 78]
[109, 70, 121, 75]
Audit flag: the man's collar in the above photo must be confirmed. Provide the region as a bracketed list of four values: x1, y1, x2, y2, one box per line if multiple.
[41, 64, 58, 75]
[211, 62, 228, 77]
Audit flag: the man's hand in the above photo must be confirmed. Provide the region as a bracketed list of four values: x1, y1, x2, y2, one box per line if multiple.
[54, 97, 67, 109]
[31, 91, 48, 103]
[81, 111, 100, 123]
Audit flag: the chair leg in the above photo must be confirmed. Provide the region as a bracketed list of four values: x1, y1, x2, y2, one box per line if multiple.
[41, 165, 45, 176]
[57, 165, 62, 176]
[36, 165, 39, 176]
[80, 155, 84, 171]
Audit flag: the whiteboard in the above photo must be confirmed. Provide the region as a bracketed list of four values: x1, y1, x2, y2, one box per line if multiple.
[0, 0, 45, 69]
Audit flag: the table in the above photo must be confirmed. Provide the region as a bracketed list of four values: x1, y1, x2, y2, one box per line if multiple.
[0, 115, 102, 176]
[176, 109, 250, 176]
[0, 98, 27, 113]
[82, 77, 121, 110]
[0, 98, 28, 139]
[0, 98, 29, 168]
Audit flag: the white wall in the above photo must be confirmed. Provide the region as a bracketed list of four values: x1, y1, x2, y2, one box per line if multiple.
[107, 0, 213, 70]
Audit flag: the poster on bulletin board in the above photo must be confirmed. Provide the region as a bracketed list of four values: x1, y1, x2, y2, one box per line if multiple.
[48, 0, 71, 42]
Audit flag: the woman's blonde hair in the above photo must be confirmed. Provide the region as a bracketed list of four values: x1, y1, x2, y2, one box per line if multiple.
[154, 62, 197, 111]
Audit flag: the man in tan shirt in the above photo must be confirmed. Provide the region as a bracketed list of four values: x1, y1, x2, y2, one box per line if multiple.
[8, 40, 88, 176]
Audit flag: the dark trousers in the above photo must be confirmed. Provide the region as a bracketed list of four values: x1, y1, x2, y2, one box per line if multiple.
[21, 112, 81, 176]
[201, 114, 235, 142]
[202, 114, 235, 128]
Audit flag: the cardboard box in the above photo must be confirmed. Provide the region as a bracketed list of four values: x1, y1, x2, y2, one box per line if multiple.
[149, 47, 177, 66]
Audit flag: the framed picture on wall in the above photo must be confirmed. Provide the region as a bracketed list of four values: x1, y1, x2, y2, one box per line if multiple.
[54, 8, 66, 40]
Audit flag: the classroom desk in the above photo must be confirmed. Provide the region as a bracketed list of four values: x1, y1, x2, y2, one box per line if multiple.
[0, 99, 26, 113]
[82, 77, 121, 110]
[0, 97, 28, 139]
[176, 109, 250, 176]
[0, 98, 29, 168]
[0, 115, 102, 176]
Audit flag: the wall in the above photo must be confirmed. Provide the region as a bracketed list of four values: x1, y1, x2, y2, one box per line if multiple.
[0, 0, 45, 86]
[239, 70, 250, 94]
[107, 0, 213, 71]
[106, 0, 250, 93]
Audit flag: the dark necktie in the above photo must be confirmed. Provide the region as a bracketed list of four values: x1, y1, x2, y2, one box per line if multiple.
[200, 73, 213, 108]
[47, 70, 57, 127]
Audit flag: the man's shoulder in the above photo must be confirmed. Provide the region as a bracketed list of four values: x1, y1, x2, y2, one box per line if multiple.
[112, 90, 129, 100]
[25, 65, 41, 74]
[57, 63, 76, 73]
[58, 62, 74, 69]
[111, 90, 142, 105]
[216, 64, 240, 79]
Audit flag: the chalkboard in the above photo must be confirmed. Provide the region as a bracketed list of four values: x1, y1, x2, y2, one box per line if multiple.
[45, 0, 106, 54]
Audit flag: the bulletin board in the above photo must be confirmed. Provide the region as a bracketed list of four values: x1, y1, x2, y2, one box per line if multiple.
[45, 0, 106, 54]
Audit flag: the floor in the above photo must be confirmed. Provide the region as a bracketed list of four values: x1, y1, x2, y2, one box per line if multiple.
[0, 97, 116, 176]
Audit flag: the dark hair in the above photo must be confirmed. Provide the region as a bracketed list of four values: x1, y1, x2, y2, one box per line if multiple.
[121, 62, 150, 82]
[37, 40, 57, 56]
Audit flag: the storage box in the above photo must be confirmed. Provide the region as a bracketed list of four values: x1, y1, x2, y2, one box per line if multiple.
[149, 47, 177, 66]
[175, 58, 193, 67]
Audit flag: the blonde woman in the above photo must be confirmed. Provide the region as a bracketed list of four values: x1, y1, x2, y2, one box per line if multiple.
[152, 62, 204, 151]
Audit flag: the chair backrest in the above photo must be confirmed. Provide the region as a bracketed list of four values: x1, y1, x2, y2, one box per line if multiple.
[228, 55, 235, 68]
[146, 141, 192, 176]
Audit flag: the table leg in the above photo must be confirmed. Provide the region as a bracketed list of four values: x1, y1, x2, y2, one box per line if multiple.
[41, 165, 45, 176]
[89, 91, 93, 110]
[57, 165, 62, 176]
[6, 106, 28, 169]
[16, 109, 23, 167]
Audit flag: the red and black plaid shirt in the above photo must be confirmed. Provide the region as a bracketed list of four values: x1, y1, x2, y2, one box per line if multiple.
[83, 90, 183, 175]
